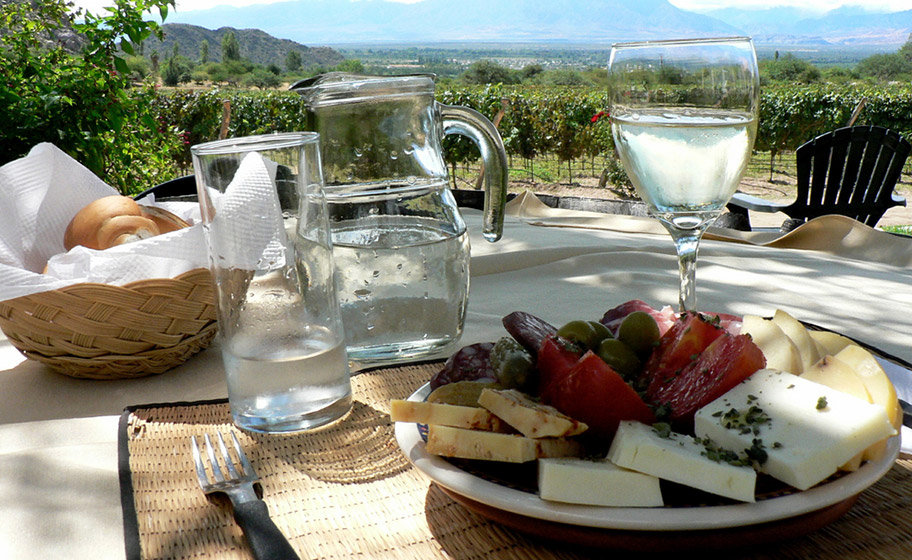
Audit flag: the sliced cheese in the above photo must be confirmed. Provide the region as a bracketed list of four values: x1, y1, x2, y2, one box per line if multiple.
[834, 344, 902, 462]
[808, 330, 854, 358]
[834, 344, 901, 430]
[801, 356, 871, 403]
[390, 400, 508, 432]
[741, 315, 803, 374]
[538, 458, 663, 507]
[606, 421, 757, 503]
[478, 388, 587, 438]
[695, 369, 896, 491]
[771, 309, 820, 372]
[426, 424, 582, 463]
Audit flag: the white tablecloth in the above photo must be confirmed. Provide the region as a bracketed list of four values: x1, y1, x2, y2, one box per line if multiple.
[2, 196, 911, 559]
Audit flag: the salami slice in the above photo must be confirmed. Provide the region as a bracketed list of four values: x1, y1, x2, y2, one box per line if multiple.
[600, 300, 677, 337]
[429, 342, 496, 390]
[502, 311, 558, 358]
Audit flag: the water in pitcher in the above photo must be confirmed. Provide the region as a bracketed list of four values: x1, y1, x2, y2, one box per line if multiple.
[329, 194, 470, 363]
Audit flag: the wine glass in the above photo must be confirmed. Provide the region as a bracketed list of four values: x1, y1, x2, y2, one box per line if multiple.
[608, 37, 760, 312]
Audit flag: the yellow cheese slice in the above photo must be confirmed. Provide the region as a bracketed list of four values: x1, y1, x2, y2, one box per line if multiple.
[426, 425, 582, 463]
[390, 400, 508, 432]
[772, 309, 821, 372]
[478, 388, 587, 438]
[834, 344, 902, 462]
[742, 315, 803, 374]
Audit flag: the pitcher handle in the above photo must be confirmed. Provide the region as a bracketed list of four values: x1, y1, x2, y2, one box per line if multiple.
[440, 104, 508, 242]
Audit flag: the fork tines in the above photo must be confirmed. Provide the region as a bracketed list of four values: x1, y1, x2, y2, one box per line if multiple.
[191, 431, 259, 491]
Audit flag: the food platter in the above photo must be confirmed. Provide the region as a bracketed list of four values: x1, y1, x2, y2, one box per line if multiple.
[395, 356, 905, 550]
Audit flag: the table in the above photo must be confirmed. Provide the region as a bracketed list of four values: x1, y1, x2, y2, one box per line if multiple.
[2, 194, 911, 559]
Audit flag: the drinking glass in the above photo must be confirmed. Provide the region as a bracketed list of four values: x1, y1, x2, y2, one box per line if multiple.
[608, 37, 760, 312]
[191, 132, 352, 433]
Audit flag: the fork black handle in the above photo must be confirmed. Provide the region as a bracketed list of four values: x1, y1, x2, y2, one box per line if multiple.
[233, 499, 300, 560]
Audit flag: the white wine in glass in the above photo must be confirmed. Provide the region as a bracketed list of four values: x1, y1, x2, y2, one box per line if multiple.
[608, 37, 760, 312]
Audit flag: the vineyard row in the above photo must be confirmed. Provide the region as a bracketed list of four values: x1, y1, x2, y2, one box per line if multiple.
[154, 83, 912, 182]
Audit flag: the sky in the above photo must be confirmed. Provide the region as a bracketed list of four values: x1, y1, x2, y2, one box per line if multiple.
[71, 0, 912, 16]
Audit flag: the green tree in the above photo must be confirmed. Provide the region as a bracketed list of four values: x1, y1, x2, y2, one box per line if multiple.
[760, 53, 821, 84]
[461, 60, 517, 85]
[856, 52, 912, 81]
[0, 0, 183, 193]
[286, 49, 301, 72]
[221, 30, 240, 62]
[199, 39, 209, 64]
[125, 55, 151, 81]
[335, 58, 365, 73]
[520, 63, 544, 81]
[243, 67, 281, 89]
[536, 68, 589, 86]
[162, 56, 182, 86]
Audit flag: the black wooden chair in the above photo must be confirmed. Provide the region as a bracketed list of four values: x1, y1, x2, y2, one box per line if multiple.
[727, 125, 910, 231]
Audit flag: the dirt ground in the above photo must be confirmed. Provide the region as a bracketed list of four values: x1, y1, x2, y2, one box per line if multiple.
[513, 175, 912, 229]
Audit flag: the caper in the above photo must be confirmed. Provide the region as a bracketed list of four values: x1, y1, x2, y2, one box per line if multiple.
[490, 337, 535, 390]
[596, 338, 642, 380]
[427, 380, 501, 407]
[557, 319, 598, 349]
[617, 311, 661, 356]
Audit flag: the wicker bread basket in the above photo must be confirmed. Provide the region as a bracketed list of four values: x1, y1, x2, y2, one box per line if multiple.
[0, 268, 217, 380]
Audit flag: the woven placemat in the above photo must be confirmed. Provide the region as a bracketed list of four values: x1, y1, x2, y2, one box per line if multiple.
[119, 362, 912, 560]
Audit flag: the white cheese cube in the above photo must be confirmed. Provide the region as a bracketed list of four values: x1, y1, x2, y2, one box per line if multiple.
[538, 458, 663, 507]
[606, 421, 757, 503]
[695, 369, 897, 491]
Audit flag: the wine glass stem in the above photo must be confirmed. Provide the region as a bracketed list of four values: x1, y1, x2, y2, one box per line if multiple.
[662, 223, 708, 313]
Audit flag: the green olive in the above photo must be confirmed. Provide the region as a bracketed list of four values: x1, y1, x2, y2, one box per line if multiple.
[427, 380, 501, 407]
[588, 321, 614, 346]
[490, 337, 535, 390]
[557, 320, 598, 349]
[617, 311, 661, 356]
[596, 338, 642, 380]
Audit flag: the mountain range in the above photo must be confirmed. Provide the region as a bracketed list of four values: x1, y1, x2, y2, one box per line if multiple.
[162, 0, 912, 47]
[143, 24, 344, 66]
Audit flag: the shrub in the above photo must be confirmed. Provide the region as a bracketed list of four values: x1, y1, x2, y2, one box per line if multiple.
[0, 0, 184, 194]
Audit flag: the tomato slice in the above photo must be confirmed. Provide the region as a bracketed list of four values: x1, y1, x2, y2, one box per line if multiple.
[536, 335, 583, 400]
[640, 311, 726, 398]
[651, 333, 766, 431]
[544, 351, 656, 441]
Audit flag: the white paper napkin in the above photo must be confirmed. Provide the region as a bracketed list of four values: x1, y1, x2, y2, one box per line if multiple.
[207, 151, 288, 271]
[0, 143, 209, 302]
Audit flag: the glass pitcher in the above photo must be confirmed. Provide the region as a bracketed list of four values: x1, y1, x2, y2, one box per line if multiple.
[292, 73, 508, 364]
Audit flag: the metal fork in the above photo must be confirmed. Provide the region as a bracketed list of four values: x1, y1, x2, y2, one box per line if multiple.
[191, 432, 300, 560]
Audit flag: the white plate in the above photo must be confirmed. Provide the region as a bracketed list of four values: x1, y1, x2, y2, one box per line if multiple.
[395, 381, 901, 532]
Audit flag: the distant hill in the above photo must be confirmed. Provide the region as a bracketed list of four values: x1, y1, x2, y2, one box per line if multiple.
[705, 6, 912, 46]
[143, 23, 344, 67]
[160, 0, 912, 48]
[165, 0, 739, 44]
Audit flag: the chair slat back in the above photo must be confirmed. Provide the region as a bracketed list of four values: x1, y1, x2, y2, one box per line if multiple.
[787, 125, 910, 227]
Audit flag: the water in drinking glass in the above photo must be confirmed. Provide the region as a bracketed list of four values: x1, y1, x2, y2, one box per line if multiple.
[224, 324, 351, 433]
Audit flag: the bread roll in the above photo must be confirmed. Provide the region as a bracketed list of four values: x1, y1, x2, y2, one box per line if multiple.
[63, 195, 188, 251]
